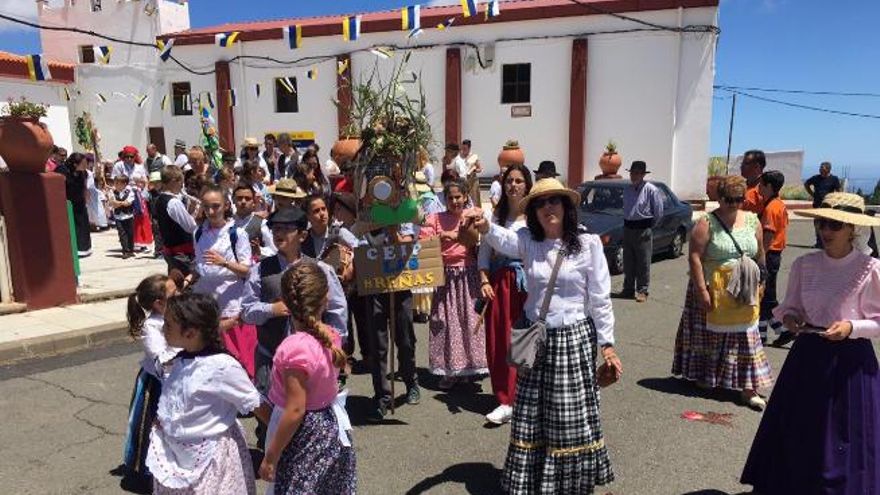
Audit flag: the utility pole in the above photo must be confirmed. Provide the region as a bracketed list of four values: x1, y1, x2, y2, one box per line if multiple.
[725, 93, 737, 174]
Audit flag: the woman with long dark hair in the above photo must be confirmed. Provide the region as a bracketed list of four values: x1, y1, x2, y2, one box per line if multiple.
[56, 152, 93, 257]
[473, 177, 622, 494]
[476, 163, 532, 425]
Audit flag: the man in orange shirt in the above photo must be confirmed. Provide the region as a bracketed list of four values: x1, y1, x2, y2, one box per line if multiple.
[758, 170, 791, 345]
[740, 149, 766, 216]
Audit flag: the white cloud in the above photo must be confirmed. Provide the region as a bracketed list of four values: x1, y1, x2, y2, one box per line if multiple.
[0, 0, 64, 33]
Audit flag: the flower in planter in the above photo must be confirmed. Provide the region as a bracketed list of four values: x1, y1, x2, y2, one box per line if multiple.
[2, 97, 48, 120]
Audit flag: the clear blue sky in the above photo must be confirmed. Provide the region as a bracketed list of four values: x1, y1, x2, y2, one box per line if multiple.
[1, 0, 877, 183]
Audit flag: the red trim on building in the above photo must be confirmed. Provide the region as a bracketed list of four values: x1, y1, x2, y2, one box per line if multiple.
[568, 38, 588, 186]
[214, 61, 235, 152]
[0, 51, 74, 84]
[160, 0, 718, 46]
[336, 54, 352, 138]
[445, 48, 462, 147]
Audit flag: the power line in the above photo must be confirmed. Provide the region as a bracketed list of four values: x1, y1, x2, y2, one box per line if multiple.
[716, 84, 880, 98]
[717, 87, 880, 120]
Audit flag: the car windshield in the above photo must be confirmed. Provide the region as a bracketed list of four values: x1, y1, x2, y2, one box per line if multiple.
[580, 185, 624, 214]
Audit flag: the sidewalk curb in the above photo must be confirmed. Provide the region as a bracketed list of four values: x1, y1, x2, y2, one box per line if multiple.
[0, 321, 131, 366]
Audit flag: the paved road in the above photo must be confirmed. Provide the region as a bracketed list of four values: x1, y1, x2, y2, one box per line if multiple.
[0, 221, 860, 494]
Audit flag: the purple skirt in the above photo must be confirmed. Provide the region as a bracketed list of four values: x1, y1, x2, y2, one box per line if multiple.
[741, 333, 880, 494]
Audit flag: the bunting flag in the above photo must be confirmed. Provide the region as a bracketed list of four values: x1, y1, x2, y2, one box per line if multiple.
[307, 68, 318, 80]
[486, 0, 501, 19]
[215, 31, 240, 48]
[282, 25, 302, 49]
[370, 47, 393, 59]
[137, 94, 149, 108]
[254, 83, 261, 99]
[62, 87, 71, 102]
[25, 54, 51, 81]
[96, 93, 107, 104]
[436, 17, 455, 30]
[342, 16, 361, 42]
[337, 59, 349, 75]
[401, 5, 420, 31]
[460, 0, 477, 17]
[161, 94, 169, 110]
[94, 45, 112, 64]
[279, 77, 295, 94]
[204, 92, 215, 109]
[156, 38, 174, 62]
[228, 89, 237, 107]
[408, 27, 423, 38]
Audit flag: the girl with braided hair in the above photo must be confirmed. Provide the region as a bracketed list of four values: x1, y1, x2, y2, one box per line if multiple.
[260, 261, 356, 495]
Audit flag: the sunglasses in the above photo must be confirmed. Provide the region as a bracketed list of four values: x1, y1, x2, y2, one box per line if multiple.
[123, 155, 135, 159]
[814, 218, 845, 232]
[722, 196, 745, 205]
[533, 195, 563, 209]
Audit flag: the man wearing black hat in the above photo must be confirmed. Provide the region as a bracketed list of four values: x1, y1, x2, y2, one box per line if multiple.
[240, 206, 348, 448]
[621, 160, 663, 302]
[533, 160, 561, 181]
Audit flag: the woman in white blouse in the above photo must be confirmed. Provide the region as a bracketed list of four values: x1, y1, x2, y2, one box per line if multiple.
[472, 177, 623, 494]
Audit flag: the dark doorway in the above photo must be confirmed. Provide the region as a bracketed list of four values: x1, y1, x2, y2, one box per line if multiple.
[147, 127, 167, 155]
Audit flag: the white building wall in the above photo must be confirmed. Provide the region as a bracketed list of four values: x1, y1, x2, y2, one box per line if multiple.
[0, 79, 72, 151]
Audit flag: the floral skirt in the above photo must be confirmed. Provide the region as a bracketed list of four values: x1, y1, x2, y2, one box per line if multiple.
[272, 408, 357, 495]
[502, 318, 614, 494]
[428, 265, 488, 376]
[672, 280, 772, 391]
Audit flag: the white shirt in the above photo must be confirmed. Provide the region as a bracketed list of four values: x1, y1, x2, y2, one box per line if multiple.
[489, 180, 503, 203]
[484, 223, 616, 346]
[451, 155, 468, 178]
[111, 161, 147, 184]
[140, 312, 180, 377]
[478, 216, 527, 270]
[162, 192, 198, 234]
[193, 221, 253, 317]
[465, 153, 480, 174]
[423, 163, 436, 187]
[323, 158, 340, 177]
[174, 153, 188, 167]
[147, 353, 260, 488]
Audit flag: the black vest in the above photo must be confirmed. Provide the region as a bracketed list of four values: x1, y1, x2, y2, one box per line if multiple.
[301, 225, 342, 259]
[256, 255, 288, 354]
[155, 194, 193, 248]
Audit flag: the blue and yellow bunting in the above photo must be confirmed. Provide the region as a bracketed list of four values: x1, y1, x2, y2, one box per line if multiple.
[370, 47, 393, 59]
[25, 54, 51, 81]
[342, 16, 361, 42]
[282, 25, 303, 49]
[96, 93, 107, 104]
[436, 17, 455, 30]
[94, 45, 112, 64]
[337, 59, 349, 75]
[402, 5, 420, 31]
[228, 89, 237, 108]
[215, 31, 240, 48]
[255, 83, 261, 99]
[161, 94, 169, 110]
[137, 94, 149, 108]
[62, 87, 71, 101]
[486, 0, 501, 19]
[460, 0, 477, 18]
[307, 68, 318, 80]
[156, 38, 174, 62]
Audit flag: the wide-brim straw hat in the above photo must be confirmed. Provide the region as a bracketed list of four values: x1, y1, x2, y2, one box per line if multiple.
[794, 192, 880, 227]
[414, 171, 431, 193]
[519, 177, 580, 211]
[268, 179, 307, 199]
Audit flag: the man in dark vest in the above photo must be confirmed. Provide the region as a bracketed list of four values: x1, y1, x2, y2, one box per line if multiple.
[240, 207, 348, 448]
[232, 184, 276, 261]
[154, 166, 197, 275]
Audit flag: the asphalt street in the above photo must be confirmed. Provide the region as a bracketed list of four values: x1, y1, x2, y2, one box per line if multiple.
[0, 221, 862, 494]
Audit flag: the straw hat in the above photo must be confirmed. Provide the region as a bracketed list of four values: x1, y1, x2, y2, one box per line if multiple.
[795, 192, 880, 227]
[242, 137, 260, 148]
[519, 177, 580, 210]
[414, 171, 431, 193]
[268, 178, 307, 199]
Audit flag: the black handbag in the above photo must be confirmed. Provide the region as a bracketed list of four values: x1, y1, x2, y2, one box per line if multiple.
[508, 248, 565, 370]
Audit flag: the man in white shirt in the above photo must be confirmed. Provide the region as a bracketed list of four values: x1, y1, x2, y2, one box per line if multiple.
[460, 139, 483, 207]
[489, 165, 507, 208]
[172, 139, 189, 167]
[145, 143, 173, 174]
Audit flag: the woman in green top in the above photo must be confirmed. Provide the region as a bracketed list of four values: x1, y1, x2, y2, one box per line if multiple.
[673, 175, 772, 410]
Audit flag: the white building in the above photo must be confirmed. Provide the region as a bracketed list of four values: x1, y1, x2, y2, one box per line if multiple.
[37, 0, 719, 199]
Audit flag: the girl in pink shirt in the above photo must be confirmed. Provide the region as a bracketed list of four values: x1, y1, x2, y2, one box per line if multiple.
[419, 179, 488, 389]
[259, 261, 356, 495]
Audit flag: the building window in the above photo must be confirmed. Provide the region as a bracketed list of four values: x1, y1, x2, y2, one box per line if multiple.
[171, 82, 192, 116]
[501, 63, 531, 104]
[90, 0, 102, 12]
[79, 45, 95, 64]
[275, 77, 299, 113]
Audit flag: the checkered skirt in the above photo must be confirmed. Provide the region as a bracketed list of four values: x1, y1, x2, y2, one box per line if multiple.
[501, 318, 614, 494]
[672, 280, 772, 391]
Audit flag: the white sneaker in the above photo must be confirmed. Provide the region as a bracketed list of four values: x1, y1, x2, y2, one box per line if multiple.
[485, 405, 513, 425]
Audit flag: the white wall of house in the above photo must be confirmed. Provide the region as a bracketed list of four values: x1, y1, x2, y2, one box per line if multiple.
[0, 79, 73, 151]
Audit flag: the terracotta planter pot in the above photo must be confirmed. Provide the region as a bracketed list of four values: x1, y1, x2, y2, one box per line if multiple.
[331, 138, 361, 165]
[0, 117, 54, 173]
[497, 142, 525, 168]
[706, 175, 723, 201]
[599, 152, 622, 176]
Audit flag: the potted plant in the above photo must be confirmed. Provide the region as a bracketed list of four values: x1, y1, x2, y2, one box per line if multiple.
[705, 156, 727, 201]
[598, 140, 622, 176]
[497, 140, 525, 168]
[0, 97, 54, 173]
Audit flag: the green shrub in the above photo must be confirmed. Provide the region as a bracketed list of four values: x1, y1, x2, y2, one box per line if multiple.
[1, 97, 48, 119]
[780, 184, 810, 200]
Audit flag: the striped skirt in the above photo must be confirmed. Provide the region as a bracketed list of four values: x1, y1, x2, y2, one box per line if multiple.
[672, 280, 772, 391]
[428, 265, 488, 377]
[501, 318, 614, 494]
[123, 367, 161, 476]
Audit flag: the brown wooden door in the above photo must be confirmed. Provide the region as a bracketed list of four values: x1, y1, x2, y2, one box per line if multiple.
[147, 127, 167, 155]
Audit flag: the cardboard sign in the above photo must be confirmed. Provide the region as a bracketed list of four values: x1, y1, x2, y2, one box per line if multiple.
[354, 238, 445, 295]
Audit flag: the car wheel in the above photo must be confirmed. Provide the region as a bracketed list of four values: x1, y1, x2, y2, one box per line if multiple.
[608, 246, 624, 275]
[669, 228, 686, 258]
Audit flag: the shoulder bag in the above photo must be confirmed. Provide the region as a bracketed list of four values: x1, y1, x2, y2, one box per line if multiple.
[508, 247, 566, 370]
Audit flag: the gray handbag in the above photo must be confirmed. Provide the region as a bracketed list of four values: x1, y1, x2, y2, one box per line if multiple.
[508, 248, 566, 370]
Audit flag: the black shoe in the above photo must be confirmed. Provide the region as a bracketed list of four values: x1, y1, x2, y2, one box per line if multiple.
[772, 331, 796, 347]
[406, 385, 421, 405]
[616, 290, 635, 299]
[367, 400, 388, 423]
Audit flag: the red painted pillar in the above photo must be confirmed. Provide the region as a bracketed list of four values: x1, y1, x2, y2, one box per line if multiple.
[215, 61, 235, 152]
[568, 38, 588, 187]
[445, 48, 462, 146]
[336, 54, 353, 138]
